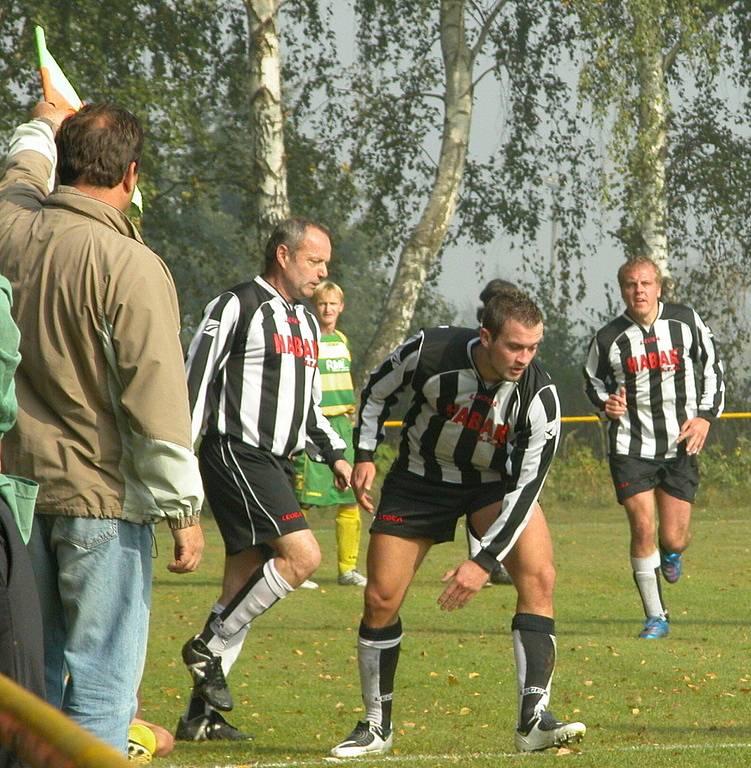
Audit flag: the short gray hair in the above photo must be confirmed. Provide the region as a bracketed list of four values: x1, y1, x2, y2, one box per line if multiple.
[264, 218, 331, 267]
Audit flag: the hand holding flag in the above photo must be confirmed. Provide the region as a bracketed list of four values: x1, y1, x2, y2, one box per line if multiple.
[33, 26, 143, 214]
[34, 26, 81, 114]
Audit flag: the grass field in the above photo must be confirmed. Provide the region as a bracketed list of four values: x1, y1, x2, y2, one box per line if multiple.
[138, 495, 751, 768]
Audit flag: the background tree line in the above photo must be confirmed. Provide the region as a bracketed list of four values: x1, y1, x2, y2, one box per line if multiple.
[1, 0, 749, 418]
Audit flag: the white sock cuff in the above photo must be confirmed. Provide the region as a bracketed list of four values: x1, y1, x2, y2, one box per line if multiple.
[263, 559, 293, 599]
[631, 550, 660, 572]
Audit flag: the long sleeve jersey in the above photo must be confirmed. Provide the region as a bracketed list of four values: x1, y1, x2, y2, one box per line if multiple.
[583, 301, 725, 459]
[355, 326, 561, 568]
[185, 276, 345, 465]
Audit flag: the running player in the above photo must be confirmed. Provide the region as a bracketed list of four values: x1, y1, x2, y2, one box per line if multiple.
[583, 256, 724, 639]
[176, 219, 352, 740]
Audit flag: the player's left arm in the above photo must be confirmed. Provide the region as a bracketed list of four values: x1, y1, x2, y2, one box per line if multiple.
[474, 384, 560, 574]
[677, 310, 725, 455]
[438, 383, 561, 612]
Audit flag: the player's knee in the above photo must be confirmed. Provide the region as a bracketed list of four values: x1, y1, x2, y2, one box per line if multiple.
[535, 561, 556, 596]
[628, 516, 656, 545]
[363, 584, 400, 626]
[287, 541, 321, 581]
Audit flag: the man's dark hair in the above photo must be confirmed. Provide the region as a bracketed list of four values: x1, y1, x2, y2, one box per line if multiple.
[481, 291, 543, 338]
[477, 278, 520, 323]
[264, 218, 331, 268]
[56, 103, 144, 188]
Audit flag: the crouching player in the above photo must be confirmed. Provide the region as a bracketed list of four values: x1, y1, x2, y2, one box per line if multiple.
[330, 291, 586, 756]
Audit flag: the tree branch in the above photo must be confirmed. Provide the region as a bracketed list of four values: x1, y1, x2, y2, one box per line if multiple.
[472, 64, 498, 89]
[470, 0, 510, 63]
[663, 0, 740, 73]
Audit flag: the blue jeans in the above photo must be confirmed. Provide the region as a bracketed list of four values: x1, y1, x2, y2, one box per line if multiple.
[28, 515, 153, 753]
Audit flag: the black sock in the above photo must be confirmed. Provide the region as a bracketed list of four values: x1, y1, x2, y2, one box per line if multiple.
[511, 613, 556, 732]
[358, 618, 403, 735]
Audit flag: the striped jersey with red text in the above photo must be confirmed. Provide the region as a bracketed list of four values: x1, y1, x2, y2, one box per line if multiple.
[583, 301, 725, 459]
[355, 326, 560, 489]
[185, 276, 345, 463]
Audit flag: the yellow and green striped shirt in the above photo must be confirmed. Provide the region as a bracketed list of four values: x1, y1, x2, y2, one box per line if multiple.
[318, 330, 355, 416]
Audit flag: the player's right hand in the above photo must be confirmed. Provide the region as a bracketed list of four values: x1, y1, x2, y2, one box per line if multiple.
[604, 386, 627, 419]
[351, 461, 376, 514]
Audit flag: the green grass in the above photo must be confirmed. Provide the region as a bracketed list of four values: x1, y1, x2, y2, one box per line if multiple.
[139, 499, 751, 768]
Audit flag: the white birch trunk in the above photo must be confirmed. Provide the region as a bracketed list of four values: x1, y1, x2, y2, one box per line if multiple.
[245, 0, 290, 256]
[361, 0, 473, 376]
[628, 7, 670, 287]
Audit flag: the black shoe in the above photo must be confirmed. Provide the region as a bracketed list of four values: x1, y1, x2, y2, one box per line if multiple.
[175, 710, 254, 742]
[181, 636, 233, 711]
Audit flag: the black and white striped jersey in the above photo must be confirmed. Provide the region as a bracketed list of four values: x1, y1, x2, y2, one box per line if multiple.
[185, 276, 346, 464]
[583, 301, 725, 459]
[356, 325, 560, 488]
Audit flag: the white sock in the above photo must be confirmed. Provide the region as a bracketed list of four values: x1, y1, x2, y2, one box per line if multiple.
[631, 551, 667, 619]
[206, 559, 292, 656]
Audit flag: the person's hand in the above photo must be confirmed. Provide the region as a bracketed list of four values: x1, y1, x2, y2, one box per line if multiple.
[351, 461, 376, 514]
[332, 459, 352, 491]
[437, 560, 489, 611]
[676, 417, 710, 455]
[604, 386, 627, 420]
[168, 523, 204, 573]
[30, 99, 75, 132]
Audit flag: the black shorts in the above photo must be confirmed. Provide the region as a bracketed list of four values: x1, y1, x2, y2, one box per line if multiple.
[609, 453, 699, 504]
[199, 435, 308, 554]
[371, 469, 505, 544]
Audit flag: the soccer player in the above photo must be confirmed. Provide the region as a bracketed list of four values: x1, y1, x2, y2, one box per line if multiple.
[583, 256, 724, 639]
[467, 279, 520, 586]
[294, 281, 366, 588]
[176, 219, 352, 740]
[330, 292, 586, 757]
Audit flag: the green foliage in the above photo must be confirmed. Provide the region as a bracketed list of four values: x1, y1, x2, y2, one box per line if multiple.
[696, 435, 751, 506]
[543, 438, 614, 508]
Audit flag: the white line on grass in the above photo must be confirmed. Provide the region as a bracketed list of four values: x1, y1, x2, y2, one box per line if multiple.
[204, 741, 751, 768]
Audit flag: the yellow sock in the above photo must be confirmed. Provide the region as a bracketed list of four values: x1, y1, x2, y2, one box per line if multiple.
[336, 504, 361, 574]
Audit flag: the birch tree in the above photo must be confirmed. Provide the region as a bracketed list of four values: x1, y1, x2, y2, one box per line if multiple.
[574, 1, 746, 281]
[246, 0, 291, 250]
[308, 0, 574, 375]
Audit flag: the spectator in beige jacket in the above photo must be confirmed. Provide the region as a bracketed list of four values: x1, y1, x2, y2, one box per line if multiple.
[0, 101, 204, 755]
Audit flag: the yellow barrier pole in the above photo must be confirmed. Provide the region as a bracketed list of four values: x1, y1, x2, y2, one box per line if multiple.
[383, 413, 750, 428]
[0, 674, 130, 768]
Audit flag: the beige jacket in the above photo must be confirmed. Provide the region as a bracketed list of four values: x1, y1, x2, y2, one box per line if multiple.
[0, 118, 202, 527]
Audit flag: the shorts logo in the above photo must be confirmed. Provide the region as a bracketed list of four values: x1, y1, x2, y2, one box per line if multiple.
[616, 481, 629, 489]
[377, 513, 404, 524]
[281, 511, 304, 521]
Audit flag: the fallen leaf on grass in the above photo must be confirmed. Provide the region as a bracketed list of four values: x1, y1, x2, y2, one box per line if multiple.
[447, 674, 459, 686]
